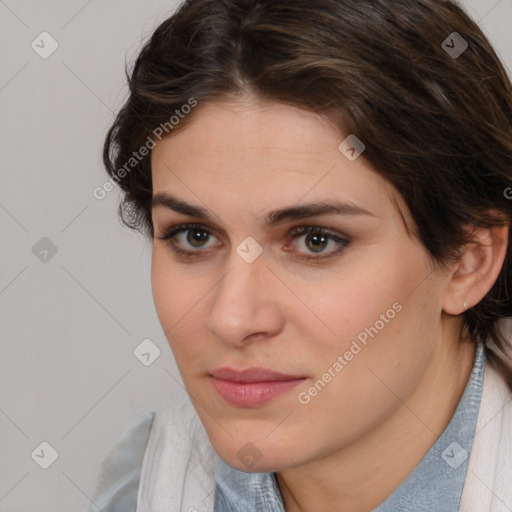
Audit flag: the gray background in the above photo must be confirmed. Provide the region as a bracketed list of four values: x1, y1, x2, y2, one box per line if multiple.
[0, 0, 510, 510]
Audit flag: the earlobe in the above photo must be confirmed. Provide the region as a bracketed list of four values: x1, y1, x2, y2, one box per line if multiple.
[442, 220, 509, 316]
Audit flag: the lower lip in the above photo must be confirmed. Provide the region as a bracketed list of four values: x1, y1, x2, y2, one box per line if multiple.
[211, 377, 306, 407]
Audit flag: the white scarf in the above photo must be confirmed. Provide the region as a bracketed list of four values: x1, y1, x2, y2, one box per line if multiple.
[136, 359, 512, 512]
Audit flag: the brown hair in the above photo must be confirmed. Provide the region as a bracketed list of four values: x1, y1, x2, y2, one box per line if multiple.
[104, 0, 512, 388]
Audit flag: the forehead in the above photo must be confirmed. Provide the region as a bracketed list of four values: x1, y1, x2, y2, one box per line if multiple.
[153, 98, 343, 159]
[150, 99, 411, 227]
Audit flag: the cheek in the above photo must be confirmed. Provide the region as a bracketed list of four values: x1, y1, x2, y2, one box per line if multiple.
[151, 250, 195, 340]
[289, 254, 413, 350]
[151, 248, 213, 364]
[151, 251, 177, 330]
[290, 242, 435, 388]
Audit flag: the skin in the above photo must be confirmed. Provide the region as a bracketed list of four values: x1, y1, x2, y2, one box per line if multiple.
[150, 95, 508, 512]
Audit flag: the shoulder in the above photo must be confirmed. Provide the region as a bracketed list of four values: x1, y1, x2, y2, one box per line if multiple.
[136, 395, 218, 512]
[87, 410, 155, 512]
[460, 358, 512, 511]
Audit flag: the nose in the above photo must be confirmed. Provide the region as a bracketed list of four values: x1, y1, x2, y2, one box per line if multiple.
[206, 252, 285, 347]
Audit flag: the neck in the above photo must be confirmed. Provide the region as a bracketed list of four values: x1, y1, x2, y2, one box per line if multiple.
[276, 324, 477, 512]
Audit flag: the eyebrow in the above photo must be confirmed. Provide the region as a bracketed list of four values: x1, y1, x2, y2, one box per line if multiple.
[151, 192, 375, 226]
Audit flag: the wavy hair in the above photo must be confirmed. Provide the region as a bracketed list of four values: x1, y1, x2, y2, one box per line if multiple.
[104, 0, 512, 388]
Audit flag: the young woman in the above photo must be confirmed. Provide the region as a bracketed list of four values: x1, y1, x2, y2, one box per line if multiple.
[89, 0, 512, 510]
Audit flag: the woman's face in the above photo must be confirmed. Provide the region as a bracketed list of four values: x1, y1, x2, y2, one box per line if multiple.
[150, 98, 451, 472]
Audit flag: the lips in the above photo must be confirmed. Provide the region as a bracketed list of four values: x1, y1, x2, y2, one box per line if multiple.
[209, 367, 307, 407]
[210, 367, 305, 382]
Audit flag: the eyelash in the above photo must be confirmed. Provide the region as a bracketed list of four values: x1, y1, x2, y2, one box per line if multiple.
[156, 222, 350, 263]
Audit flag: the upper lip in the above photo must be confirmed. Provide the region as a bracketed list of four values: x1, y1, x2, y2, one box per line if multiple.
[210, 367, 306, 382]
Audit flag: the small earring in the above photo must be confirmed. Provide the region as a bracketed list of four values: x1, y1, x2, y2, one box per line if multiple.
[463, 296, 468, 311]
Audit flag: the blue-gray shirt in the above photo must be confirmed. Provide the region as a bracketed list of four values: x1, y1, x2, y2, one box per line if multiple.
[214, 343, 486, 512]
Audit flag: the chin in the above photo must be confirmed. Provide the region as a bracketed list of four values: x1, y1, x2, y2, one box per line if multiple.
[210, 431, 307, 473]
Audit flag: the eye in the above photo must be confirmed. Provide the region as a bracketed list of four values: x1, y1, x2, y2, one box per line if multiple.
[286, 226, 350, 261]
[156, 223, 350, 262]
[156, 223, 221, 257]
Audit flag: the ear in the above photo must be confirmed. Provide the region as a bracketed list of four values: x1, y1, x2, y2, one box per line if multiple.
[443, 215, 509, 315]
